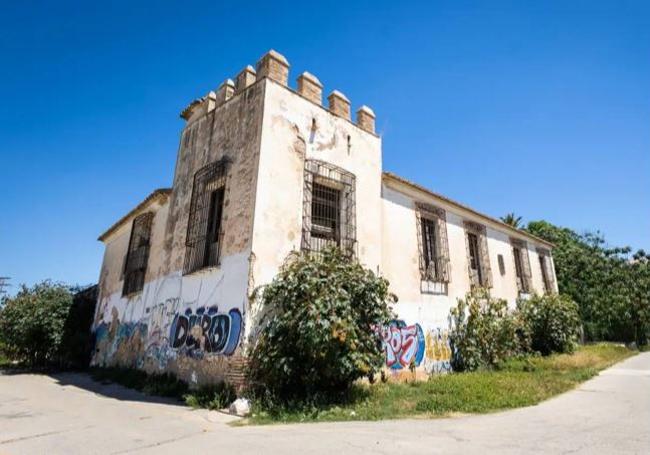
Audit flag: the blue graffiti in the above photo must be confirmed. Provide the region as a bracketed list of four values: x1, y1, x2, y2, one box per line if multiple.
[169, 307, 242, 356]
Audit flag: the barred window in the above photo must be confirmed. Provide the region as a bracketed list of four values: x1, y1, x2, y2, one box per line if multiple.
[464, 221, 492, 288]
[122, 212, 153, 296]
[184, 159, 228, 274]
[302, 160, 356, 255]
[511, 238, 533, 294]
[415, 203, 450, 283]
[537, 249, 555, 293]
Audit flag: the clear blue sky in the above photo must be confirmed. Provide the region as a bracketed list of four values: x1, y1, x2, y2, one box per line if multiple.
[1, 0, 648, 294]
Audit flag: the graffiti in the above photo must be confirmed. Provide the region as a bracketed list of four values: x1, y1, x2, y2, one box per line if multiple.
[381, 320, 425, 369]
[423, 328, 452, 374]
[94, 307, 148, 368]
[169, 307, 242, 357]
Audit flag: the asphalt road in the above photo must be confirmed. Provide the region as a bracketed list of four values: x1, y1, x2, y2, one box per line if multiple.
[1, 353, 648, 454]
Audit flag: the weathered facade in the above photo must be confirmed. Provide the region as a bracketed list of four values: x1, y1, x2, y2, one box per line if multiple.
[91, 50, 558, 384]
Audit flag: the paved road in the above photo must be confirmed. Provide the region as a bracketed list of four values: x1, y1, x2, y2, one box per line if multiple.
[1, 353, 649, 454]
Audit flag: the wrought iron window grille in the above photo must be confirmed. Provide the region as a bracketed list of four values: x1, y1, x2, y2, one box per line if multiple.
[415, 203, 450, 283]
[463, 221, 493, 288]
[183, 159, 229, 275]
[511, 238, 533, 294]
[537, 248, 555, 294]
[301, 160, 356, 256]
[122, 212, 154, 296]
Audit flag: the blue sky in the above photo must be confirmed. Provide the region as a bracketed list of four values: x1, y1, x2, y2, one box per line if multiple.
[1, 0, 648, 294]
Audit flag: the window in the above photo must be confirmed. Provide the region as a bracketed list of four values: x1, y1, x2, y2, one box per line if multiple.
[511, 239, 533, 294]
[497, 254, 506, 276]
[184, 159, 228, 274]
[123, 212, 153, 296]
[311, 182, 341, 243]
[537, 249, 555, 293]
[302, 160, 356, 255]
[464, 221, 492, 288]
[415, 203, 450, 283]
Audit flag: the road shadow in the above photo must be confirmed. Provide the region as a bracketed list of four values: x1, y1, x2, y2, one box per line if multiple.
[48, 371, 188, 407]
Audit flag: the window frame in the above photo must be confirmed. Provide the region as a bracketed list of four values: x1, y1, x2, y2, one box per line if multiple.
[511, 238, 533, 295]
[463, 221, 492, 288]
[301, 160, 356, 256]
[122, 211, 154, 296]
[183, 159, 229, 275]
[415, 202, 450, 283]
[537, 248, 555, 294]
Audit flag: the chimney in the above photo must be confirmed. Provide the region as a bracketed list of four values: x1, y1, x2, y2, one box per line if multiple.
[297, 72, 323, 105]
[327, 90, 351, 120]
[235, 65, 256, 92]
[356, 105, 376, 134]
[256, 50, 290, 86]
[214, 79, 235, 105]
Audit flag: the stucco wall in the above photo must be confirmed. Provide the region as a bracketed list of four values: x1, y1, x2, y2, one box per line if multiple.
[250, 80, 382, 287]
[91, 81, 266, 386]
[92, 72, 559, 383]
[379, 178, 556, 374]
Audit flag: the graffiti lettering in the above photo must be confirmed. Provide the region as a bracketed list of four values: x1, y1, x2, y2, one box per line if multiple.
[424, 328, 452, 374]
[169, 307, 242, 356]
[381, 320, 425, 369]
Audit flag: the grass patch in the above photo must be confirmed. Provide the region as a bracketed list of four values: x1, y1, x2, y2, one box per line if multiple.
[247, 343, 635, 424]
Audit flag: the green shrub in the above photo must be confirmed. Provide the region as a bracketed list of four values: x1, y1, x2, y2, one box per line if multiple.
[518, 293, 581, 355]
[184, 382, 236, 409]
[248, 248, 395, 402]
[0, 281, 74, 367]
[449, 288, 527, 372]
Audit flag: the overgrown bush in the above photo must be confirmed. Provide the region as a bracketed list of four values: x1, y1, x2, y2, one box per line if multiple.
[517, 293, 581, 355]
[0, 281, 74, 367]
[449, 288, 527, 372]
[184, 381, 236, 410]
[248, 248, 395, 402]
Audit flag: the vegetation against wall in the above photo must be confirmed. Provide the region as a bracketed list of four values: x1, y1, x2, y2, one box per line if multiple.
[517, 293, 581, 355]
[526, 220, 650, 345]
[248, 248, 395, 402]
[448, 288, 526, 372]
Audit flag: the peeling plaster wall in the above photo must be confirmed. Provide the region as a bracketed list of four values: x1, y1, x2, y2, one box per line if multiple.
[250, 80, 382, 286]
[91, 82, 266, 386]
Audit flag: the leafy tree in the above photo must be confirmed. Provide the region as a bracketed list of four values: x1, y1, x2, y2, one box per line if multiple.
[449, 288, 527, 372]
[248, 248, 395, 401]
[501, 213, 523, 228]
[517, 293, 581, 355]
[526, 220, 650, 345]
[0, 281, 74, 366]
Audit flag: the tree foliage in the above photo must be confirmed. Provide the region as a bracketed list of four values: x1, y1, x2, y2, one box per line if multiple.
[248, 248, 395, 401]
[501, 212, 523, 228]
[0, 281, 74, 366]
[517, 293, 581, 355]
[449, 288, 527, 372]
[526, 220, 650, 345]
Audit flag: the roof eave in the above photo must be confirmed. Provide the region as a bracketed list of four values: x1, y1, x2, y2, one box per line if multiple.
[382, 172, 555, 249]
[97, 188, 172, 242]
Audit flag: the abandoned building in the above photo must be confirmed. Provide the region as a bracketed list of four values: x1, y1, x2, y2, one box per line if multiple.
[92, 50, 558, 384]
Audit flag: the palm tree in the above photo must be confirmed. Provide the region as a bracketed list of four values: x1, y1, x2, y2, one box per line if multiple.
[501, 213, 523, 228]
